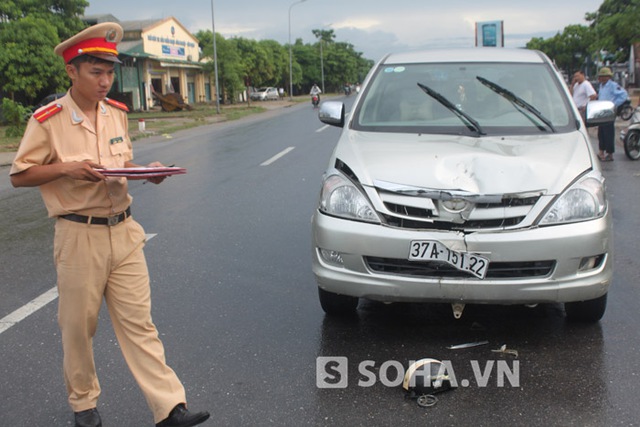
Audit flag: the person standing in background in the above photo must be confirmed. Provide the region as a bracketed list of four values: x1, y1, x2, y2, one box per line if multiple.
[596, 67, 629, 161]
[570, 70, 597, 116]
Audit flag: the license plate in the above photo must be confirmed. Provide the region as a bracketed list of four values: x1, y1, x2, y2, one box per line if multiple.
[409, 240, 490, 279]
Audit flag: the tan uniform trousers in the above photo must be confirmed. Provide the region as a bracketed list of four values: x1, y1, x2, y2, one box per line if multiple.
[54, 215, 186, 423]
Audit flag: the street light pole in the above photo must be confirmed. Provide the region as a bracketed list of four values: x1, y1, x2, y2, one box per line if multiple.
[288, 0, 308, 101]
[210, 0, 220, 113]
[320, 39, 324, 94]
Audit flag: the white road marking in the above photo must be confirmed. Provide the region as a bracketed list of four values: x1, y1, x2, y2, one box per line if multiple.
[260, 146, 295, 166]
[0, 232, 159, 336]
[316, 125, 330, 132]
[0, 287, 58, 335]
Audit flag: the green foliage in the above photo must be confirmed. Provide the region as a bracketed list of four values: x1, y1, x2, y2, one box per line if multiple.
[527, 0, 639, 75]
[0, 0, 88, 105]
[585, 0, 640, 62]
[196, 26, 373, 99]
[2, 98, 29, 137]
[526, 25, 595, 75]
[0, 0, 88, 39]
[196, 30, 245, 102]
[0, 16, 67, 103]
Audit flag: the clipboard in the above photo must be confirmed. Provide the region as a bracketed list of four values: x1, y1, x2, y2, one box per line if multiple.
[96, 166, 187, 179]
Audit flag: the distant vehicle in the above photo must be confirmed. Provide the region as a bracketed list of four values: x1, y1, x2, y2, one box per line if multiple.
[250, 87, 279, 101]
[312, 48, 615, 322]
[34, 93, 66, 110]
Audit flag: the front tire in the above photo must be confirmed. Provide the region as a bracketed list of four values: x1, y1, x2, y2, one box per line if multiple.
[620, 104, 634, 121]
[318, 287, 358, 315]
[623, 129, 640, 160]
[564, 293, 607, 322]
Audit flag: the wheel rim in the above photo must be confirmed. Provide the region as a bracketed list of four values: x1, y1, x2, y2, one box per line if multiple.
[625, 130, 640, 160]
[621, 106, 634, 121]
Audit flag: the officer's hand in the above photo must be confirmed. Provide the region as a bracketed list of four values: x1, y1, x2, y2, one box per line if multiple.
[65, 161, 106, 182]
[145, 161, 167, 185]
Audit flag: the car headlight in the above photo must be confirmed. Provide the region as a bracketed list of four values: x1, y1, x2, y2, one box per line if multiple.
[319, 173, 380, 223]
[540, 172, 607, 225]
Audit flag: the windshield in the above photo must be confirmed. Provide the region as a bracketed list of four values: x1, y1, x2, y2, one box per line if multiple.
[353, 62, 575, 136]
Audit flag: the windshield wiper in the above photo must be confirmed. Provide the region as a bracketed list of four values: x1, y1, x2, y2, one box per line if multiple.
[476, 76, 556, 133]
[416, 82, 485, 136]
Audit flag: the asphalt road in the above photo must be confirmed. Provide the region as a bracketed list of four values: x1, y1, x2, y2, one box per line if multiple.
[1, 97, 639, 426]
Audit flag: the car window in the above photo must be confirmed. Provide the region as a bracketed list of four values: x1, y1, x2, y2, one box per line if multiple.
[353, 62, 574, 136]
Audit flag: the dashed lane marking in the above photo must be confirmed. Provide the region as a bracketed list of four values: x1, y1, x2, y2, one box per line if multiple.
[260, 146, 295, 166]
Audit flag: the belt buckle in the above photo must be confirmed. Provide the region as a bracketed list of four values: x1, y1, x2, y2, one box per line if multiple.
[107, 214, 119, 226]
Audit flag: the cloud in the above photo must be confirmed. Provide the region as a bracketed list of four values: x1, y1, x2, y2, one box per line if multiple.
[331, 18, 381, 31]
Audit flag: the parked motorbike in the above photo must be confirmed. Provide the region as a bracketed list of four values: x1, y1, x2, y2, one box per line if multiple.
[311, 94, 320, 108]
[618, 99, 634, 121]
[621, 105, 640, 159]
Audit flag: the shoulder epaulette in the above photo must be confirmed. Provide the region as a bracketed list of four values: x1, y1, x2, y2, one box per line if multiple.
[33, 104, 63, 123]
[105, 98, 129, 112]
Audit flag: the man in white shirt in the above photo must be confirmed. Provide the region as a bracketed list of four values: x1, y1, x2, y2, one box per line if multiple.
[571, 70, 597, 112]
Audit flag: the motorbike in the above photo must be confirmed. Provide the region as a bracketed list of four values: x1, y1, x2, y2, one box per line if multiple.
[311, 94, 320, 108]
[617, 99, 634, 121]
[621, 105, 640, 160]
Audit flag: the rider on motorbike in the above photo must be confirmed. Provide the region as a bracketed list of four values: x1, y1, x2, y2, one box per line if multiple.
[310, 83, 322, 106]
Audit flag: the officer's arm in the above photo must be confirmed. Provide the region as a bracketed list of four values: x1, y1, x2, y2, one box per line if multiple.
[10, 161, 106, 187]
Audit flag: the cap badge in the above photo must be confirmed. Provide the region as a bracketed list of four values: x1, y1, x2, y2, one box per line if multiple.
[106, 29, 118, 42]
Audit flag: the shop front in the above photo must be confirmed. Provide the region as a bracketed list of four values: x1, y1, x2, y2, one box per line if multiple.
[85, 15, 214, 111]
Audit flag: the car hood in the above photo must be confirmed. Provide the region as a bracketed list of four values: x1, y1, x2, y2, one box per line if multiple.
[334, 131, 593, 195]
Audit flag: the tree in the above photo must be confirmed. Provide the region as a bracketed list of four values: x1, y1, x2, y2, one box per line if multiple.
[308, 29, 373, 94]
[0, 16, 67, 104]
[312, 28, 335, 44]
[526, 25, 595, 76]
[196, 29, 244, 103]
[258, 39, 289, 89]
[585, 0, 640, 62]
[0, 0, 89, 105]
[287, 38, 307, 95]
[229, 37, 272, 89]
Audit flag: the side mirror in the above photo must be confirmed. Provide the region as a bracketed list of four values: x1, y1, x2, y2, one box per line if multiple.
[585, 100, 616, 127]
[318, 101, 345, 128]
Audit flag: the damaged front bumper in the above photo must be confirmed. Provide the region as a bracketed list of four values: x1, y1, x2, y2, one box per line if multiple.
[311, 209, 612, 305]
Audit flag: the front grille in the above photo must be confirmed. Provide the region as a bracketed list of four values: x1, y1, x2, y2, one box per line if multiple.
[384, 202, 434, 218]
[379, 193, 540, 231]
[365, 257, 555, 279]
[381, 214, 526, 230]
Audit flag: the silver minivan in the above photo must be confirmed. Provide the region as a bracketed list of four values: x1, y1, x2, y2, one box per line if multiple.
[312, 48, 615, 322]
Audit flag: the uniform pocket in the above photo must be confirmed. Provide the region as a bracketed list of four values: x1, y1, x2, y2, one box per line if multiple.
[109, 140, 129, 155]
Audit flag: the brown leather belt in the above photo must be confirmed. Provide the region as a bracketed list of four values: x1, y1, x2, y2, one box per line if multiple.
[60, 207, 131, 226]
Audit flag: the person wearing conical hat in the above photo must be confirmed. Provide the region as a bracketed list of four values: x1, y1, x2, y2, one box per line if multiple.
[10, 23, 210, 427]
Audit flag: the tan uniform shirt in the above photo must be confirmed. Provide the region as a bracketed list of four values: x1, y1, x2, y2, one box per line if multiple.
[10, 93, 133, 217]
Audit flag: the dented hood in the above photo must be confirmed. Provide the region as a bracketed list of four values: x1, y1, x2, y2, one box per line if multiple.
[334, 131, 593, 195]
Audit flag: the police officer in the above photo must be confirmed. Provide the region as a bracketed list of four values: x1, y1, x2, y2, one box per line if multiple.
[10, 23, 210, 427]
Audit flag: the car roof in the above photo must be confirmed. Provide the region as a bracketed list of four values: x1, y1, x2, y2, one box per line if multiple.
[381, 48, 547, 65]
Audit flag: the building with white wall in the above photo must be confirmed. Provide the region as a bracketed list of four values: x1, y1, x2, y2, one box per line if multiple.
[84, 15, 214, 110]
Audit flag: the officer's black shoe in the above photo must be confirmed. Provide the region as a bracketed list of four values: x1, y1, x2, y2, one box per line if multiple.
[74, 408, 102, 427]
[156, 403, 210, 427]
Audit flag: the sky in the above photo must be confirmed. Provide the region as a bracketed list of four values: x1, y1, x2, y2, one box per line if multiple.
[84, 0, 605, 61]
